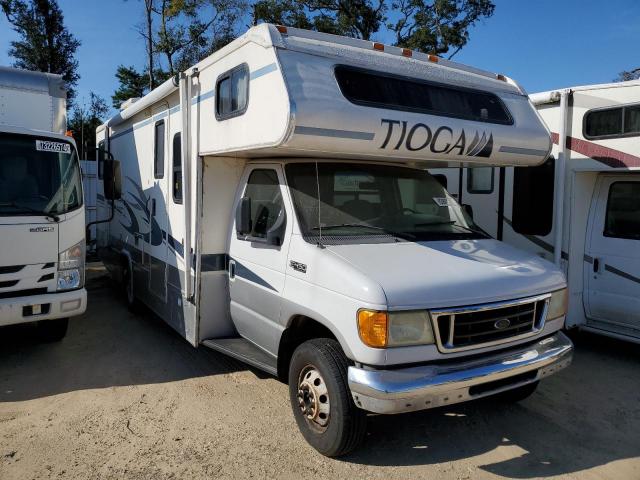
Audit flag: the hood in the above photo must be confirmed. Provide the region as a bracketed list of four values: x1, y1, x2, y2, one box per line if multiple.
[326, 239, 566, 309]
[0, 221, 58, 266]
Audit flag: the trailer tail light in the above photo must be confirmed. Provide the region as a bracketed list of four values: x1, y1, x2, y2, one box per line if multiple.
[373, 42, 384, 52]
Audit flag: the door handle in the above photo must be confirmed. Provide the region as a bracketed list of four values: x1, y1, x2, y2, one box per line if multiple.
[151, 199, 156, 216]
[593, 257, 600, 273]
[228, 259, 236, 280]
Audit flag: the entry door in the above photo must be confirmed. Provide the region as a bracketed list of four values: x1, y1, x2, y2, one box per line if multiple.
[147, 116, 169, 300]
[228, 166, 291, 355]
[584, 175, 640, 331]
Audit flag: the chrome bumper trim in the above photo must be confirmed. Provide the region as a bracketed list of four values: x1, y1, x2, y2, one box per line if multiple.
[348, 331, 573, 414]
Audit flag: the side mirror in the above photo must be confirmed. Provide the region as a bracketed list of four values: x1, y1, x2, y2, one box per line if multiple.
[236, 197, 252, 235]
[104, 159, 122, 200]
[462, 203, 474, 219]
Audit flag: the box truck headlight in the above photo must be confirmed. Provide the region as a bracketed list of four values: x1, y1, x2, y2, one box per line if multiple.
[547, 288, 568, 320]
[357, 309, 435, 348]
[57, 240, 85, 291]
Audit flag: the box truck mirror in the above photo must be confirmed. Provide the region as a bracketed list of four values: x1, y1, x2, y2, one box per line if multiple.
[236, 197, 252, 235]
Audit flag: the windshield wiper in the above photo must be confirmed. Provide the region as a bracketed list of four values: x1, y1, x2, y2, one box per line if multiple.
[414, 220, 488, 237]
[312, 223, 415, 239]
[0, 202, 59, 222]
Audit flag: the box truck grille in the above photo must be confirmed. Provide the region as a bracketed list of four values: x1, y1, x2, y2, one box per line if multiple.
[0, 265, 24, 274]
[431, 294, 550, 352]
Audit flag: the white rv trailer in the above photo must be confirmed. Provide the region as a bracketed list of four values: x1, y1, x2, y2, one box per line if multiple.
[432, 80, 640, 344]
[96, 24, 572, 456]
[0, 66, 86, 341]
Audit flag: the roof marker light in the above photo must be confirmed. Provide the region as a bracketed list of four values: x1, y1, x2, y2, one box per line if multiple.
[373, 42, 385, 51]
[402, 48, 413, 57]
[65, 130, 74, 138]
[276, 25, 288, 34]
[428, 54, 439, 63]
[496, 74, 507, 82]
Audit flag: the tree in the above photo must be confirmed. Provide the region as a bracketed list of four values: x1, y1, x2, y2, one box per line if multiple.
[68, 92, 109, 160]
[1, 0, 81, 104]
[253, 0, 495, 57]
[615, 68, 640, 82]
[112, 65, 148, 109]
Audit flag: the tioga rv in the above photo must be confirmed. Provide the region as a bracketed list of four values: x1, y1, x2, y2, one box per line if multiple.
[96, 24, 572, 456]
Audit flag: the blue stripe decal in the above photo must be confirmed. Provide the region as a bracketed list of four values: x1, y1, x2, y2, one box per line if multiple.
[167, 233, 185, 258]
[250, 63, 278, 80]
[194, 89, 215, 105]
[234, 261, 277, 292]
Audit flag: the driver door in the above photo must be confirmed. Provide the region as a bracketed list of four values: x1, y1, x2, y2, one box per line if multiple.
[228, 165, 291, 355]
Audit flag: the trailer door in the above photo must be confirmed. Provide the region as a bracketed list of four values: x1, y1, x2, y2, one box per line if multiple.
[584, 175, 640, 333]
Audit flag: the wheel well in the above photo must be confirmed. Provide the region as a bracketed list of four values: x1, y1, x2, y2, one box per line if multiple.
[277, 315, 337, 382]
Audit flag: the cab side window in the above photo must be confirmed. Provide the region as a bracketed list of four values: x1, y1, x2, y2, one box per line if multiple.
[467, 167, 494, 194]
[244, 169, 284, 239]
[605, 182, 640, 240]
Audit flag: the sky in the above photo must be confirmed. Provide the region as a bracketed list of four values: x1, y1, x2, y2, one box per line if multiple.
[1, 0, 639, 116]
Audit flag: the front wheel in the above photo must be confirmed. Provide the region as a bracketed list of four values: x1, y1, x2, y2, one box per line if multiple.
[36, 318, 68, 342]
[288, 338, 367, 457]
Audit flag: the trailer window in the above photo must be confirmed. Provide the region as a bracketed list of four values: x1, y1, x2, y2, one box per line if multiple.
[604, 182, 640, 240]
[467, 167, 494, 194]
[243, 169, 284, 239]
[335, 65, 512, 125]
[512, 157, 555, 236]
[584, 104, 640, 139]
[154, 120, 165, 179]
[216, 64, 249, 120]
[172, 133, 182, 203]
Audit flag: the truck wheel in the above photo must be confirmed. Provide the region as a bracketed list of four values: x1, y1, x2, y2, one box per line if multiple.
[36, 318, 68, 342]
[288, 338, 367, 457]
[494, 381, 539, 403]
[123, 262, 142, 313]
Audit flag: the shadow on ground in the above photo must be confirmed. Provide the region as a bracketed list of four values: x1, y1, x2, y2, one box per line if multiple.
[1, 266, 639, 478]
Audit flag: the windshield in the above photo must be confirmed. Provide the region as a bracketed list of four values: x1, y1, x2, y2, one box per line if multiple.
[0, 133, 82, 217]
[285, 162, 488, 244]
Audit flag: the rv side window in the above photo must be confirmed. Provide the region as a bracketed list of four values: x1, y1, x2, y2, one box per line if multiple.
[216, 64, 249, 120]
[242, 169, 284, 239]
[172, 133, 182, 203]
[467, 167, 494, 194]
[584, 104, 640, 139]
[604, 182, 640, 240]
[335, 65, 512, 125]
[97, 140, 105, 179]
[154, 120, 165, 179]
[512, 157, 555, 236]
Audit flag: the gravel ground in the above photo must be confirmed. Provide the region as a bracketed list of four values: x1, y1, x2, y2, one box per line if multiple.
[1, 264, 639, 480]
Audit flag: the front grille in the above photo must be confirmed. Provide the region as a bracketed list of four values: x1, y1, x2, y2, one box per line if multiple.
[0, 265, 24, 274]
[0, 279, 19, 288]
[431, 295, 550, 352]
[0, 288, 48, 300]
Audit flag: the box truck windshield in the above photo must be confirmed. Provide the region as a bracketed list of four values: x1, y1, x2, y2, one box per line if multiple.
[285, 163, 487, 243]
[0, 133, 82, 218]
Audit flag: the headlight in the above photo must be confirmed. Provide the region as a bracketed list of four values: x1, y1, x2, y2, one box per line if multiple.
[57, 240, 85, 291]
[547, 288, 568, 320]
[357, 309, 435, 348]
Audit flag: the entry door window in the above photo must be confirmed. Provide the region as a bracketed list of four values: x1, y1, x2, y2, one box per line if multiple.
[604, 182, 640, 240]
[244, 169, 284, 239]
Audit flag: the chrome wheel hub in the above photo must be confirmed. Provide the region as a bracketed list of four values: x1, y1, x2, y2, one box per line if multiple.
[297, 365, 330, 428]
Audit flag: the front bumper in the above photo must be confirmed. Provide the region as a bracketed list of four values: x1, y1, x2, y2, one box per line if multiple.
[0, 288, 87, 327]
[348, 331, 573, 414]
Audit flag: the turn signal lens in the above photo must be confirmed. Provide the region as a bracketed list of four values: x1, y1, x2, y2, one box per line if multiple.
[357, 309, 388, 348]
[547, 288, 568, 320]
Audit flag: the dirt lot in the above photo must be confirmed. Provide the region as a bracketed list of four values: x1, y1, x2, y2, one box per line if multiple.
[1, 264, 639, 480]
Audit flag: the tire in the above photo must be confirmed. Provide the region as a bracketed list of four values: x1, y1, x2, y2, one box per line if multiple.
[36, 318, 68, 342]
[122, 261, 143, 313]
[494, 381, 539, 403]
[288, 338, 367, 457]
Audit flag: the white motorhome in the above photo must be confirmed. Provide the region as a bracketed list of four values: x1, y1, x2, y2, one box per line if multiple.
[433, 81, 640, 344]
[96, 24, 572, 456]
[0, 67, 86, 341]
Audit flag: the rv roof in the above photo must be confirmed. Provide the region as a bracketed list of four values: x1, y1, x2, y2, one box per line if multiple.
[531, 79, 640, 105]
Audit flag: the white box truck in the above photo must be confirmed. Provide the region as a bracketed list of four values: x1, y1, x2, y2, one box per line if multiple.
[0, 66, 87, 341]
[433, 80, 640, 344]
[96, 25, 573, 456]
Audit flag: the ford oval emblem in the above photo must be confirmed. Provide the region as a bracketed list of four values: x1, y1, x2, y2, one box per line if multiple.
[494, 318, 511, 330]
